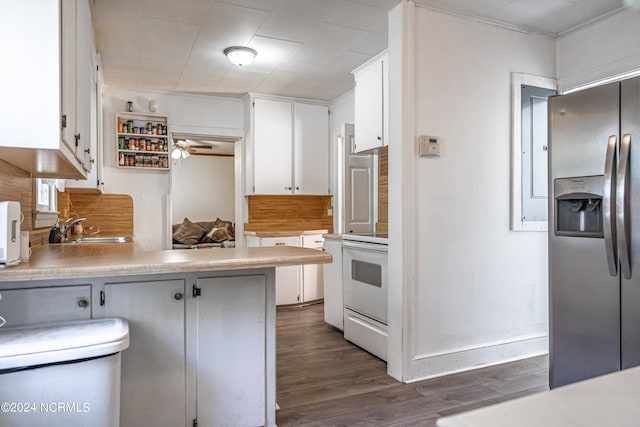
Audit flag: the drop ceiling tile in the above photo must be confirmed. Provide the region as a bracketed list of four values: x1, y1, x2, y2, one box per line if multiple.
[138, 55, 187, 74]
[349, 0, 403, 10]
[256, 14, 322, 43]
[102, 65, 138, 89]
[141, 0, 214, 25]
[194, 2, 269, 50]
[135, 70, 181, 91]
[271, 0, 342, 24]
[323, 1, 389, 32]
[137, 17, 200, 62]
[492, 0, 575, 28]
[527, 0, 625, 34]
[100, 51, 139, 69]
[216, 68, 268, 93]
[345, 30, 388, 56]
[242, 36, 302, 73]
[213, 0, 279, 12]
[183, 48, 233, 77]
[176, 73, 225, 92]
[288, 23, 369, 67]
[416, 0, 512, 16]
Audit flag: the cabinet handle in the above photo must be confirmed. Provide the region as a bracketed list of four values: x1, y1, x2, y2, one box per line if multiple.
[77, 298, 89, 308]
[174, 292, 183, 300]
[275, 242, 286, 246]
[84, 148, 90, 154]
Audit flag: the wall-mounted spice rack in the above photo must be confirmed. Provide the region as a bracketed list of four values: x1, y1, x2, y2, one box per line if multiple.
[115, 112, 170, 170]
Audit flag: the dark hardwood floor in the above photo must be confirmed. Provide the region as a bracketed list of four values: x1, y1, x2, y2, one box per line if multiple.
[276, 303, 549, 426]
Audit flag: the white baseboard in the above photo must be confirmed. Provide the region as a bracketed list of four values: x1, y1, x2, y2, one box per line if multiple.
[404, 335, 548, 383]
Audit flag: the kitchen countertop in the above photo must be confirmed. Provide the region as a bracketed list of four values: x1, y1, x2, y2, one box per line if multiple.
[322, 233, 343, 240]
[437, 367, 640, 427]
[0, 245, 332, 282]
[244, 229, 329, 237]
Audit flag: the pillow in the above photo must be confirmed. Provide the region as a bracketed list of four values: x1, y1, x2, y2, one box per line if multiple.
[172, 218, 207, 245]
[213, 218, 235, 239]
[201, 223, 233, 243]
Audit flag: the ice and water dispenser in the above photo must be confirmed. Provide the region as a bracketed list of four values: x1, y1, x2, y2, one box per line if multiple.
[554, 176, 604, 237]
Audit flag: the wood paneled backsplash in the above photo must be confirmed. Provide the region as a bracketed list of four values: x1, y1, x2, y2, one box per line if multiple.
[246, 195, 333, 233]
[58, 190, 134, 237]
[377, 146, 388, 233]
[0, 159, 33, 231]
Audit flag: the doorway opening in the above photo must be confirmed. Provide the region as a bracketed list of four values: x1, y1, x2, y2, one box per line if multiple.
[168, 133, 244, 249]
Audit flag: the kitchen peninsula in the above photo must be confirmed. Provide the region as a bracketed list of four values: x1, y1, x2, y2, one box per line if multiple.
[0, 245, 331, 427]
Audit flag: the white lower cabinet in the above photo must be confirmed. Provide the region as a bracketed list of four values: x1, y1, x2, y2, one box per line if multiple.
[302, 235, 324, 302]
[323, 239, 343, 330]
[0, 285, 91, 327]
[103, 273, 274, 427]
[247, 235, 302, 305]
[104, 279, 187, 427]
[194, 275, 268, 426]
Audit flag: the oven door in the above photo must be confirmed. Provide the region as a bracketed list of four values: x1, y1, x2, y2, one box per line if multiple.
[342, 241, 388, 324]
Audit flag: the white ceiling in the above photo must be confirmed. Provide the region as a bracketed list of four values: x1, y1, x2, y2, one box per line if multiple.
[92, 0, 627, 102]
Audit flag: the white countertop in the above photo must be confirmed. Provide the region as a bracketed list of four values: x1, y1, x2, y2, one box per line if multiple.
[437, 367, 640, 427]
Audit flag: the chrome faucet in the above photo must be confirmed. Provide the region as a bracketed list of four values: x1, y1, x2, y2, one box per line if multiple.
[60, 218, 87, 241]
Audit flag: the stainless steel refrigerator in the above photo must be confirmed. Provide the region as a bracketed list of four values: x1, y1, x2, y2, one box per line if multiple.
[549, 77, 640, 389]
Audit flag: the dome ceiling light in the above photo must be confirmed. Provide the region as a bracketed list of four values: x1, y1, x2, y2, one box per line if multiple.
[223, 46, 257, 67]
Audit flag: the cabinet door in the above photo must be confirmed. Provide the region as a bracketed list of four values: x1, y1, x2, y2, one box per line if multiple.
[0, 285, 91, 327]
[75, 0, 93, 171]
[61, 0, 77, 154]
[294, 103, 329, 194]
[323, 239, 344, 329]
[253, 98, 293, 194]
[104, 280, 186, 427]
[302, 235, 324, 302]
[261, 236, 301, 305]
[195, 275, 267, 426]
[354, 59, 383, 154]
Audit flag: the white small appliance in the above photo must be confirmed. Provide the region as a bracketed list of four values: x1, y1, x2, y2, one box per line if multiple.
[0, 201, 21, 266]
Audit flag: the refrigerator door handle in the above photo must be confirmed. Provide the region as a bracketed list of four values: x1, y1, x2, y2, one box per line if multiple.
[604, 134, 618, 276]
[617, 133, 632, 279]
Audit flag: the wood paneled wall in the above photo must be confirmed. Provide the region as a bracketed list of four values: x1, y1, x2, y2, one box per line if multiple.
[58, 190, 134, 237]
[246, 195, 333, 233]
[376, 146, 388, 233]
[0, 159, 33, 231]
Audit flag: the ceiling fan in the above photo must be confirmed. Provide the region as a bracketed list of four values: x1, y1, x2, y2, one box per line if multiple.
[171, 139, 212, 159]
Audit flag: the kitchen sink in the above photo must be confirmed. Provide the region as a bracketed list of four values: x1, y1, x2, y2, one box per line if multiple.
[62, 236, 132, 244]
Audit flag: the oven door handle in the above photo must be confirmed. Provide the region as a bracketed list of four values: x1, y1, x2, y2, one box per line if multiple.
[342, 240, 389, 252]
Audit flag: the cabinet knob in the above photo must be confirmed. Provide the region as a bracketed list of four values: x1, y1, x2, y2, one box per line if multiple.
[77, 298, 89, 308]
[377, 136, 382, 141]
[295, 186, 299, 190]
[84, 148, 91, 154]
[174, 292, 183, 300]
[285, 186, 292, 190]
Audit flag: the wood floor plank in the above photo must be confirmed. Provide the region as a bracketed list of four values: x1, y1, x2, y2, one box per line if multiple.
[276, 304, 549, 426]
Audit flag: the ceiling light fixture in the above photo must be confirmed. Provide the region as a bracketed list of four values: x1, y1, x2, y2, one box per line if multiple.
[223, 46, 257, 67]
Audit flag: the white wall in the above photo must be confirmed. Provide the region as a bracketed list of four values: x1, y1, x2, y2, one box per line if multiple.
[393, 6, 555, 381]
[102, 88, 243, 250]
[557, 9, 640, 91]
[171, 155, 235, 224]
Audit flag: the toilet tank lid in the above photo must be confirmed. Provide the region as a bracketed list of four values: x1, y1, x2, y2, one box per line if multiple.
[0, 318, 129, 371]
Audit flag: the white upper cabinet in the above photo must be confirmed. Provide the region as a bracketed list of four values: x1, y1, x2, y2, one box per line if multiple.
[0, 0, 93, 179]
[247, 95, 329, 195]
[253, 98, 293, 194]
[352, 50, 388, 154]
[294, 103, 329, 194]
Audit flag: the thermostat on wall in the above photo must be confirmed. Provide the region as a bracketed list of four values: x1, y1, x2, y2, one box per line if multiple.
[418, 135, 440, 157]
